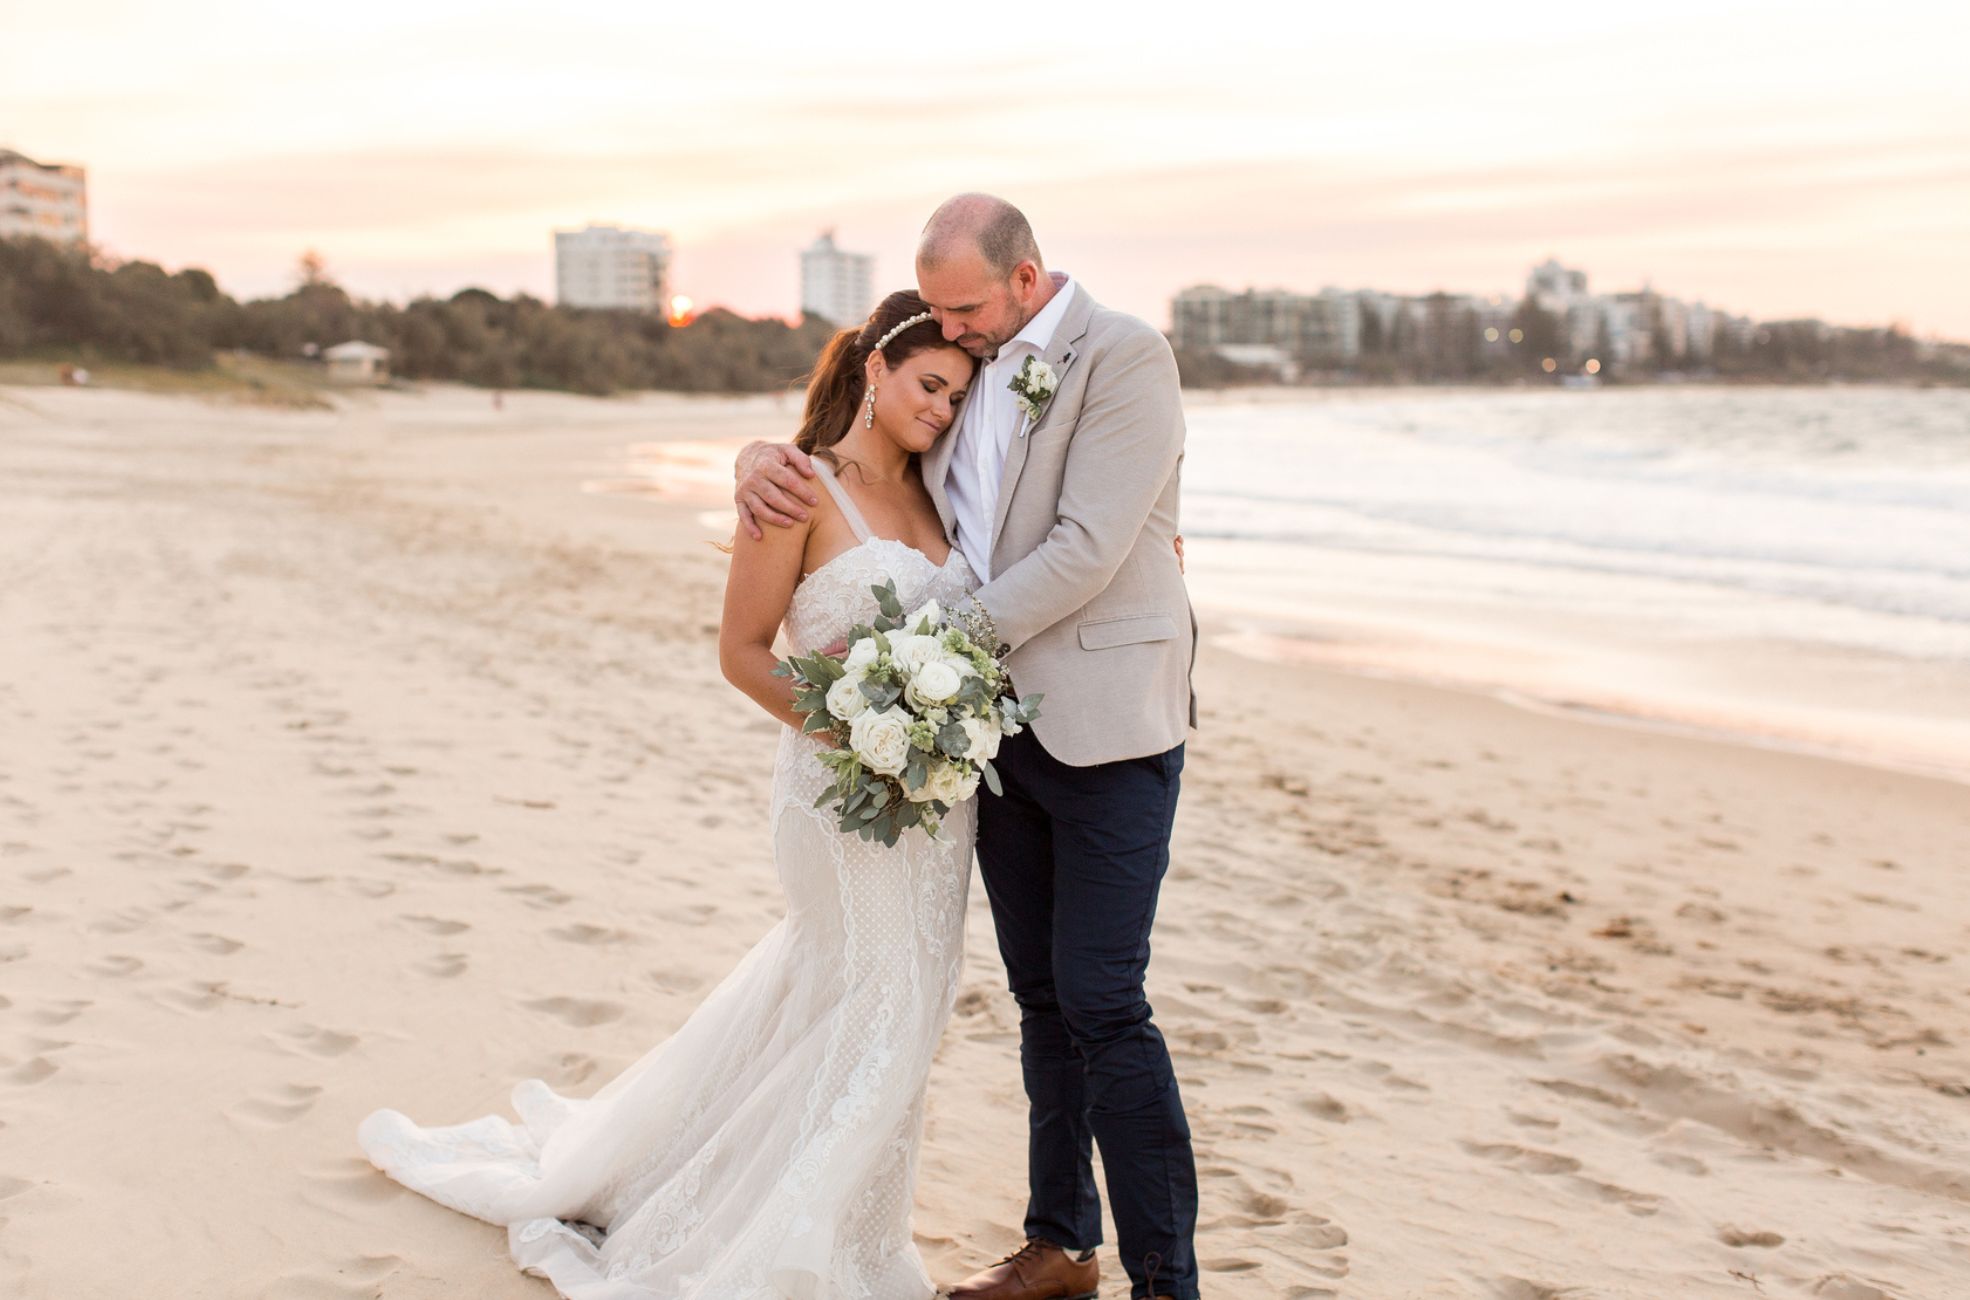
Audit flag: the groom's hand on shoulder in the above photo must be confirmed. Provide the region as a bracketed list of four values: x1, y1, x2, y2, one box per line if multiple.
[735, 441, 820, 541]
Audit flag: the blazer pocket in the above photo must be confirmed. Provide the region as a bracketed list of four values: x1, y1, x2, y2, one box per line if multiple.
[1078, 613, 1177, 650]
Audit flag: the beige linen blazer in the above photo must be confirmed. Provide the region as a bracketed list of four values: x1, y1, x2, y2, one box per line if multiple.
[923, 283, 1198, 767]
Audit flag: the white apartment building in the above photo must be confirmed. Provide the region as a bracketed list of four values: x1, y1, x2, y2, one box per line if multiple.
[553, 224, 672, 311]
[1170, 285, 1364, 360]
[1527, 257, 1588, 314]
[0, 149, 88, 246]
[800, 231, 874, 327]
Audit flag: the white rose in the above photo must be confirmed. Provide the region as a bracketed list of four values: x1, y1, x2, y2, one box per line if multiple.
[955, 767, 981, 801]
[889, 634, 942, 675]
[1029, 360, 1057, 392]
[907, 598, 944, 634]
[944, 648, 980, 679]
[907, 759, 968, 805]
[848, 706, 912, 777]
[825, 672, 870, 722]
[958, 715, 1002, 762]
[843, 637, 879, 673]
[905, 659, 963, 709]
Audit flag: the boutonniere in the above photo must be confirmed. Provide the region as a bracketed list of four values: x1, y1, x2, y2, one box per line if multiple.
[1008, 356, 1058, 423]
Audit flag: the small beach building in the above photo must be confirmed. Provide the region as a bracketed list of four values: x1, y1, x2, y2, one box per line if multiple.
[324, 340, 391, 385]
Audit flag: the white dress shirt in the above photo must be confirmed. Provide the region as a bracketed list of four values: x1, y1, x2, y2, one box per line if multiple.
[945, 274, 1076, 583]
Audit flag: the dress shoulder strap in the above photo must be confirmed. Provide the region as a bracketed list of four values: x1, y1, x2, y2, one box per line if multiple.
[811, 458, 873, 543]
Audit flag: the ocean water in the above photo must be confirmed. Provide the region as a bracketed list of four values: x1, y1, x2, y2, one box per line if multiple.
[1178, 386, 1970, 780]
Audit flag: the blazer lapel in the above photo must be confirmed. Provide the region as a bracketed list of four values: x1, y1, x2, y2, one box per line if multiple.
[988, 285, 1096, 559]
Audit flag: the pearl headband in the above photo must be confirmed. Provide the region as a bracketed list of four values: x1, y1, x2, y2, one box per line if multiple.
[871, 311, 933, 354]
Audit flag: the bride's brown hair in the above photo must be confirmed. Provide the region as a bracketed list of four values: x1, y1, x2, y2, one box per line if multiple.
[796, 290, 956, 465]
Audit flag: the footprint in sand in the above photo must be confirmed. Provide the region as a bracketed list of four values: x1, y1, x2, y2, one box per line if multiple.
[86, 954, 144, 978]
[401, 914, 470, 936]
[263, 1253, 406, 1298]
[8, 1056, 62, 1085]
[549, 923, 636, 946]
[269, 1024, 361, 1058]
[419, 952, 469, 979]
[1718, 1225, 1784, 1248]
[230, 1082, 325, 1127]
[1575, 1177, 1662, 1216]
[1298, 1093, 1352, 1124]
[151, 983, 226, 1015]
[524, 996, 626, 1027]
[1653, 1152, 1709, 1176]
[951, 988, 993, 1018]
[189, 932, 244, 955]
[1461, 1141, 1583, 1175]
[91, 906, 152, 935]
[647, 970, 706, 995]
[503, 883, 573, 909]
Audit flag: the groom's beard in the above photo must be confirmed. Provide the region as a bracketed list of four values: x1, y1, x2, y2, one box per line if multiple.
[962, 307, 1040, 361]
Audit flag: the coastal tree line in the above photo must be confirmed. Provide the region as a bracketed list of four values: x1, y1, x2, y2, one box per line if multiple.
[4, 236, 1964, 394]
[0, 238, 835, 395]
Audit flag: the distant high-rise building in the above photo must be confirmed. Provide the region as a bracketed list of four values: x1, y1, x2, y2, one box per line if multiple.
[554, 224, 671, 311]
[0, 148, 88, 246]
[800, 231, 874, 327]
[1526, 258, 1588, 313]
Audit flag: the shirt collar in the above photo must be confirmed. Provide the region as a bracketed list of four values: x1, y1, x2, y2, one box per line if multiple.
[995, 273, 1075, 363]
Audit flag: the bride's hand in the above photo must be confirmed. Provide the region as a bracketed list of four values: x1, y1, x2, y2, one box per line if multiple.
[1173, 533, 1185, 573]
[736, 441, 820, 541]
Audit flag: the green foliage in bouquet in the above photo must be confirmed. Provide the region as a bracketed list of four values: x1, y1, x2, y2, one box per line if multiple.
[772, 580, 1041, 847]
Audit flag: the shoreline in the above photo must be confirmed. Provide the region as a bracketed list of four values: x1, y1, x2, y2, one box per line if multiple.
[594, 427, 1970, 792]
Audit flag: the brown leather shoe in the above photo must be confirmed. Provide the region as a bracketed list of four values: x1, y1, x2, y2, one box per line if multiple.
[945, 1238, 1098, 1300]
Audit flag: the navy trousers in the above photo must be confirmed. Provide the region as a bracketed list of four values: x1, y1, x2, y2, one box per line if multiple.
[975, 726, 1199, 1300]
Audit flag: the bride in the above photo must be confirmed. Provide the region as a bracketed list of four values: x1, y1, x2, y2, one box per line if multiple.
[357, 291, 980, 1298]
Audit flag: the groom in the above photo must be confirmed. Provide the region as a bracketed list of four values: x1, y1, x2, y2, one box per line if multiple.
[735, 194, 1200, 1300]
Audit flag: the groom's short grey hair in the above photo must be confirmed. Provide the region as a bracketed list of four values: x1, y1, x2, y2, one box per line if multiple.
[918, 194, 1045, 277]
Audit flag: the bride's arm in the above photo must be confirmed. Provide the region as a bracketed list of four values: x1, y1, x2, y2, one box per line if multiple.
[718, 498, 828, 732]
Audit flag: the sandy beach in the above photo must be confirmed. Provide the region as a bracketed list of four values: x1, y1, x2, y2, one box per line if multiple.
[2, 383, 1967, 1299]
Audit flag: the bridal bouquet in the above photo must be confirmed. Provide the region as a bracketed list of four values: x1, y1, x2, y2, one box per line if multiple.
[773, 581, 1041, 846]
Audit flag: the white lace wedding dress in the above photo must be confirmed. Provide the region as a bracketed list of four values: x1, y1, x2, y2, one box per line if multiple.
[357, 461, 980, 1299]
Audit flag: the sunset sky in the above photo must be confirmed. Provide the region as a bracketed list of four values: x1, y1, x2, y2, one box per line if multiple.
[6, 1, 1967, 336]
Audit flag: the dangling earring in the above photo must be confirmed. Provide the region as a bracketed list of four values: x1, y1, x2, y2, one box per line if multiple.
[863, 384, 878, 429]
